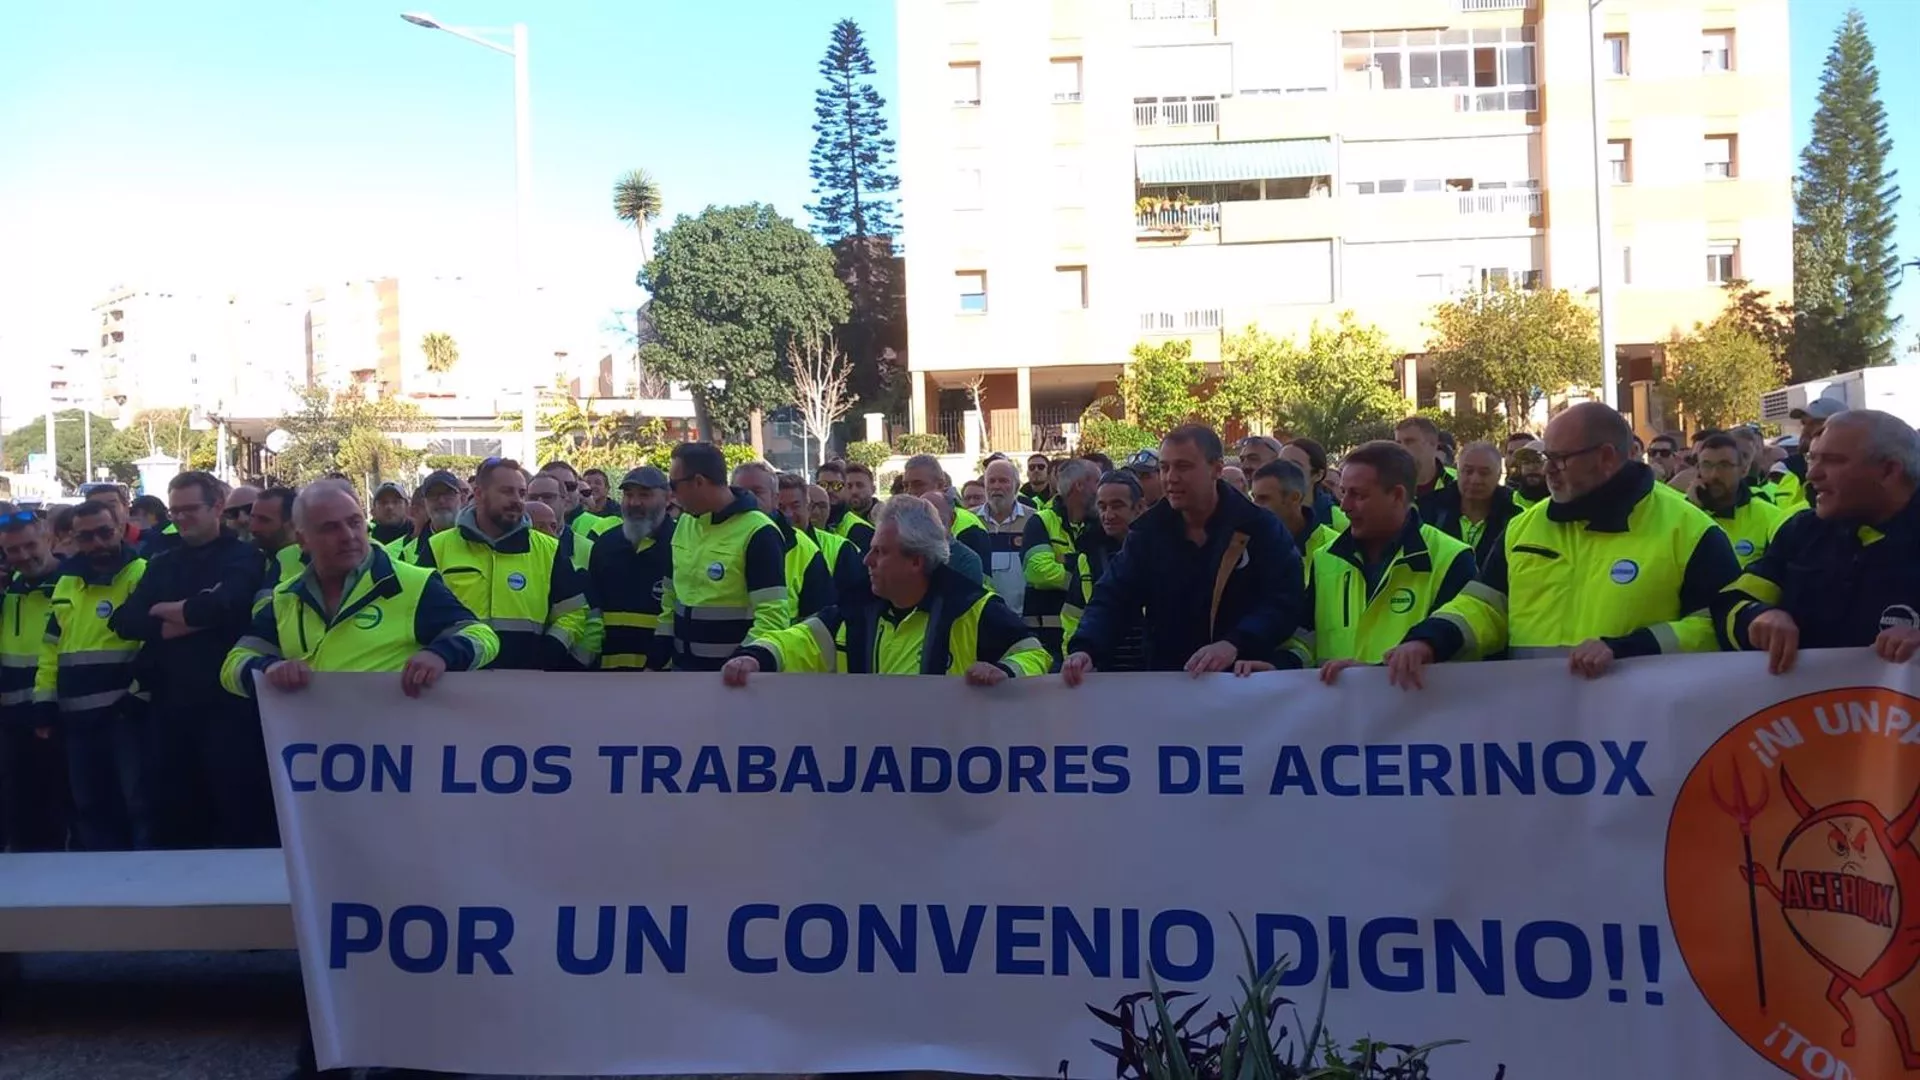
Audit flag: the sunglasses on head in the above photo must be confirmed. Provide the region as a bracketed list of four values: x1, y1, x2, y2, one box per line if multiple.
[0, 510, 38, 527]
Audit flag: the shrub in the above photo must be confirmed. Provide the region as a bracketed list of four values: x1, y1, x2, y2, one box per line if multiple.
[718, 444, 761, 471]
[894, 432, 949, 456]
[845, 441, 892, 471]
[1078, 397, 1160, 457]
[423, 454, 484, 477]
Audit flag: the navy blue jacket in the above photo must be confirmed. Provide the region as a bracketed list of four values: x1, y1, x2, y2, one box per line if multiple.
[112, 530, 263, 706]
[1717, 491, 1917, 651]
[1069, 480, 1302, 671]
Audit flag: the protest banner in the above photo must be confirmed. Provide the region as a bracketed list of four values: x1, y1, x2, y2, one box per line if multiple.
[260, 649, 1920, 1079]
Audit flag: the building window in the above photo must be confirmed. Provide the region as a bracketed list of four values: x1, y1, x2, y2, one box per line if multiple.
[1704, 135, 1737, 179]
[1706, 242, 1739, 284]
[954, 168, 983, 209]
[1607, 140, 1631, 184]
[1702, 30, 1733, 72]
[1605, 34, 1629, 76]
[1339, 27, 1537, 113]
[957, 271, 988, 313]
[1619, 245, 1633, 285]
[1055, 266, 1089, 310]
[1051, 58, 1083, 102]
[950, 62, 982, 106]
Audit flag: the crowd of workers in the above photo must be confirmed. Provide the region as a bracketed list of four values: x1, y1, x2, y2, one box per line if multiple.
[1, 395, 1916, 859]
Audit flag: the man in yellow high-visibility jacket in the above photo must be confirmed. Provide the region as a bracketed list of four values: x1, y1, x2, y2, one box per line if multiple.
[661, 442, 791, 671]
[1385, 402, 1740, 687]
[721, 494, 1048, 682]
[1690, 432, 1792, 569]
[733, 461, 832, 620]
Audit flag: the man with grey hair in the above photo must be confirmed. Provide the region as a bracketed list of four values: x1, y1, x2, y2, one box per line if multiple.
[920, 492, 986, 586]
[1236, 435, 1283, 474]
[977, 457, 1031, 614]
[1022, 457, 1100, 661]
[721, 494, 1048, 682]
[1718, 408, 1920, 673]
[901, 453, 994, 569]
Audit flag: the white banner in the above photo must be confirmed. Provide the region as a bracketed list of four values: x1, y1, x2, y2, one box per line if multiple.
[263, 651, 1920, 1080]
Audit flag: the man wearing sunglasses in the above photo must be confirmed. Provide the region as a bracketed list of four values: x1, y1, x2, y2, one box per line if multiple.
[222, 485, 259, 544]
[538, 460, 617, 572]
[1, 507, 69, 852]
[110, 471, 271, 848]
[816, 461, 876, 550]
[1018, 453, 1053, 509]
[1387, 402, 1740, 687]
[34, 499, 156, 850]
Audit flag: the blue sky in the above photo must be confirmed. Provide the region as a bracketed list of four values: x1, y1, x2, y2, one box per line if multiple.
[0, 0, 1913, 375]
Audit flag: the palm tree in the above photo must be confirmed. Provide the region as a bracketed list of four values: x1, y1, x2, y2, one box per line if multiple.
[612, 168, 664, 256]
[421, 332, 460, 375]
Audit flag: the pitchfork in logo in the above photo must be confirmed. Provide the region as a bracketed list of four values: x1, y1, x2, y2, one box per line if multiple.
[1712, 758, 1772, 1010]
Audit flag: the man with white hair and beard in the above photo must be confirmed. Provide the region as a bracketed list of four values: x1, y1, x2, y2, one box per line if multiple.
[391, 470, 464, 565]
[976, 457, 1031, 614]
[587, 466, 677, 670]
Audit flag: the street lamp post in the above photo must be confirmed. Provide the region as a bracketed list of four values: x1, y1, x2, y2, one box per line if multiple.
[74, 349, 93, 485]
[1588, 0, 1618, 410]
[401, 12, 539, 466]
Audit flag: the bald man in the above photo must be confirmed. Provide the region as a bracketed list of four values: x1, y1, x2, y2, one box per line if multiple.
[1388, 402, 1739, 685]
[807, 484, 832, 532]
[224, 485, 259, 544]
[1221, 465, 1250, 497]
[526, 499, 564, 538]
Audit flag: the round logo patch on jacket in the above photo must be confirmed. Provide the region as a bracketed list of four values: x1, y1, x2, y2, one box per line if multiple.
[1609, 559, 1639, 585]
[707, 561, 725, 581]
[1734, 539, 1755, 558]
[506, 572, 527, 591]
[353, 606, 384, 630]
[1389, 587, 1416, 615]
[94, 600, 113, 618]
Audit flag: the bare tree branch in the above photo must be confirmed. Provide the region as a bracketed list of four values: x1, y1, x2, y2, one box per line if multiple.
[791, 332, 856, 468]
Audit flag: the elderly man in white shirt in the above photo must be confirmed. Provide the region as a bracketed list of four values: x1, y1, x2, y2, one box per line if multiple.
[976, 456, 1032, 615]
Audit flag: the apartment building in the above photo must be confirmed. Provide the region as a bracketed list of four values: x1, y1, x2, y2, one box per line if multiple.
[895, 0, 1792, 446]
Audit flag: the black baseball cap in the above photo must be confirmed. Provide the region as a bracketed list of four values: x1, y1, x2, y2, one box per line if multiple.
[372, 481, 407, 500]
[419, 470, 462, 495]
[620, 466, 670, 490]
[1125, 448, 1161, 473]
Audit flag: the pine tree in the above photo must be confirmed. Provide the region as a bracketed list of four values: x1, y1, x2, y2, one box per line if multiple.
[806, 18, 902, 419]
[807, 19, 898, 244]
[1792, 8, 1901, 377]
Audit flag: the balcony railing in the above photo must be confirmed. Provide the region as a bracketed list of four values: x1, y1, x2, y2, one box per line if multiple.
[1456, 190, 1541, 216]
[1457, 0, 1533, 9]
[1140, 309, 1225, 333]
[1136, 203, 1222, 232]
[1130, 0, 1215, 19]
[1453, 88, 1539, 113]
[1134, 98, 1219, 127]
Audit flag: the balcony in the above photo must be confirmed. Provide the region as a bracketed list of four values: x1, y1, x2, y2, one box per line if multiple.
[1134, 97, 1219, 128]
[1130, 0, 1214, 19]
[1455, 189, 1541, 216]
[1140, 309, 1224, 333]
[1457, 0, 1533, 9]
[1136, 203, 1222, 235]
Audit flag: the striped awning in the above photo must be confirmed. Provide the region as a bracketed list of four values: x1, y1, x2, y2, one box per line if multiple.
[1136, 139, 1335, 185]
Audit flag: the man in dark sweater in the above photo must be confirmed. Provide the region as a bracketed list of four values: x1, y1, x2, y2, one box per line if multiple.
[1064, 426, 1302, 680]
[111, 471, 272, 848]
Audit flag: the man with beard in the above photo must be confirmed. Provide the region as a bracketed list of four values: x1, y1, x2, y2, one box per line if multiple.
[1, 509, 70, 851]
[1089, 471, 1150, 671]
[539, 460, 616, 572]
[1394, 415, 1456, 519]
[417, 459, 593, 670]
[111, 471, 271, 848]
[223, 485, 259, 545]
[1690, 432, 1789, 568]
[251, 487, 302, 606]
[34, 499, 154, 850]
[1251, 459, 1338, 567]
[1022, 458, 1100, 661]
[807, 483, 831, 532]
[976, 457, 1031, 615]
[733, 461, 832, 620]
[392, 470, 463, 564]
[780, 471, 864, 611]
[1508, 440, 1550, 509]
[588, 467, 676, 671]
[1236, 435, 1282, 475]
[902, 455, 995, 570]
[817, 460, 876, 549]
[1123, 448, 1164, 506]
[369, 482, 412, 546]
[1018, 453, 1053, 508]
[1422, 442, 1524, 568]
[1280, 438, 1347, 532]
[582, 468, 619, 517]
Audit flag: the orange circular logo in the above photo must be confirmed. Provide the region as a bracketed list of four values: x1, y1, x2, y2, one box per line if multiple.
[1670, 687, 1920, 1078]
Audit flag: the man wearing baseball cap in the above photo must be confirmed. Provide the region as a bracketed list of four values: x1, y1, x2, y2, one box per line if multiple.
[369, 482, 411, 546]
[390, 470, 463, 565]
[1124, 448, 1163, 506]
[1777, 397, 1846, 511]
[588, 466, 676, 670]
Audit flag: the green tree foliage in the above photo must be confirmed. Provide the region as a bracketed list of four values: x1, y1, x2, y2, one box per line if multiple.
[1715, 280, 1794, 368]
[640, 204, 851, 439]
[1120, 340, 1205, 435]
[844, 441, 890, 471]
[1075, 397, 1160, 458]
[807, 19, 898, 245]
[272, 386, 428, 490]
[1426, 286, 1600, 430]
[2, 410, 121, 488]
[421, 332, 460, 374]
[807, 19, 903, 412]
[1793, 8, 1901, 376]
[535, 397, 673, 475]
[893, 432, 948, 455]
[612, 168, 664, 250]
[1209, 316, 1409, 453]
[1660, 319, 1787, 431]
